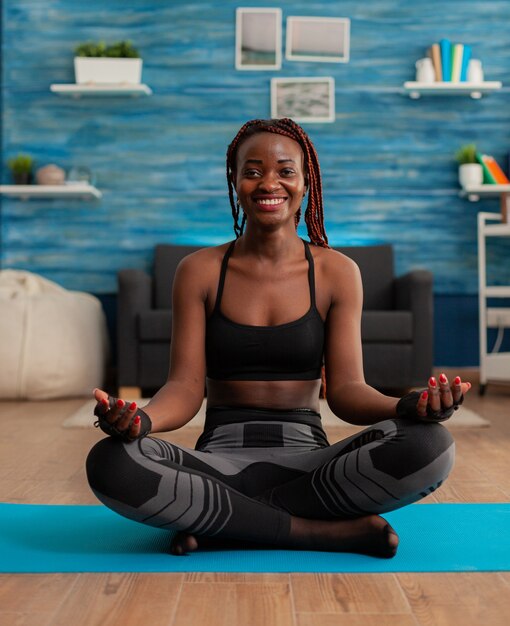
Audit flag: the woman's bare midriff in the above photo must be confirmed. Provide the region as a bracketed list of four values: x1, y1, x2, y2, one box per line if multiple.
[206, 378, 322, 412]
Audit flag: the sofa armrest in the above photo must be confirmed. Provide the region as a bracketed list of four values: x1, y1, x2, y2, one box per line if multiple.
[117, 269, 153, 387]
[395, 270, 434, 385]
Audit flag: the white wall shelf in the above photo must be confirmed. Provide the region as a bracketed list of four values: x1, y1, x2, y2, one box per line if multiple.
[460, 185, 510, 223]
[50, 84, 152, 97]
[403, 81, 502, 99]
[0, 184, 102, 200]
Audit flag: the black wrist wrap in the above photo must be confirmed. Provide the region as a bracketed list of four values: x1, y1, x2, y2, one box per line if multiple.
[94, 397, 152, 441]
[396, 390, 464, 422]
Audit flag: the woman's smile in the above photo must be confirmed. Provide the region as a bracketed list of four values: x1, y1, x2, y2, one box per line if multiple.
[253, 195, 288, 210]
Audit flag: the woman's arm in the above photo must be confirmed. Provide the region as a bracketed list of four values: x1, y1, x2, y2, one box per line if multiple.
[94, 249, 211, 436]
[323, 252, 471, 425]
[323, 252, 399, 425]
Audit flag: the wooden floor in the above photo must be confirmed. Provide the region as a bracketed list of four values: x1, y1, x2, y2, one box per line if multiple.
[1, 371, 509, 626]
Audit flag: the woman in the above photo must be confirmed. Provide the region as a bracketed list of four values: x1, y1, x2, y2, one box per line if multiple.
[87, 118, 469, 558]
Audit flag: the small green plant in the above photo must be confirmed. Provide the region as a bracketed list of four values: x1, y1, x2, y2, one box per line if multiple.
[7, 153, 34, 174]
[455, 144, 478, 165]
[74, 40, 140, 58]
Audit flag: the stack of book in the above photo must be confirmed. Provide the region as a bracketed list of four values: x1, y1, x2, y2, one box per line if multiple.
[476, 152, 510, 185]
[427, 39, 474, 82]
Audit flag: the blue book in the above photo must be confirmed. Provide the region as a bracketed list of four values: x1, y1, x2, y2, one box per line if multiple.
[460, 44, 472, 81]
[440, 38, 452, 81]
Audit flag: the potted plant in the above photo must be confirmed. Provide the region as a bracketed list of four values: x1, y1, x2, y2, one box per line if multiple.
[455, 144, 483, 188]
[74, 40, 143, 85]
[7, 154, 34, 185]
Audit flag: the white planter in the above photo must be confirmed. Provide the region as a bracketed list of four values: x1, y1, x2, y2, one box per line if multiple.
[74, 57, 142, 85]
[459, 163, 483, 188]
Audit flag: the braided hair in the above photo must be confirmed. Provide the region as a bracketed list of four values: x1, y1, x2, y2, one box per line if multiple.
[226, 118, 329, 248]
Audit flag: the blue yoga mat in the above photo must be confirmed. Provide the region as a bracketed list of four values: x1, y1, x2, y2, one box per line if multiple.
[1, 502, 509, 573]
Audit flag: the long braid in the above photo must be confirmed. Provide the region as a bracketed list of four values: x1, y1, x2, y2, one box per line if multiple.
[226, 118, 329, 248]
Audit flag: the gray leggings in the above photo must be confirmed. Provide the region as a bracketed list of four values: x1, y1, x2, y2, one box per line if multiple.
[86, 407, 455, 545]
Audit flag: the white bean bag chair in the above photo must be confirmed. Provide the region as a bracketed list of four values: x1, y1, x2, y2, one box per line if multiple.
[0, 270, 109, 399]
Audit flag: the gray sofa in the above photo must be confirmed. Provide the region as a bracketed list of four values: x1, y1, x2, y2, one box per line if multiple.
[117, 244, 433, 393]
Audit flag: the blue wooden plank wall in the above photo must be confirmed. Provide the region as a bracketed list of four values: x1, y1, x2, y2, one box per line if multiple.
[1, 0, 510, 297]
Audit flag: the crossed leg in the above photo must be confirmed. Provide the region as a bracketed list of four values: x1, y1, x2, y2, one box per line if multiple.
[86, 418, 454, 558]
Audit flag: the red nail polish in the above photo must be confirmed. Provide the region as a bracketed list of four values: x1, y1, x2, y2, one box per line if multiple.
[439, 373, 447, 384]
[134, 415, 141, 425]
[429, 377, 437, 387]
[101, 398, 109, 406]
[129, 402, 137, 410]
[116, 399, 125, 408]
[421, 390, 428, 400]
[454, 376, 461, 385]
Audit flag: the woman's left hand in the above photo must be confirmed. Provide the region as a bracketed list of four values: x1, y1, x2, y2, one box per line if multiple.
[415, 373, 471, 421]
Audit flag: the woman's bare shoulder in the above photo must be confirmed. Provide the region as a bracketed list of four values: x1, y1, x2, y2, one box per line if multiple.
[174, 243, 233, 290]
[177, 242, 232, 269]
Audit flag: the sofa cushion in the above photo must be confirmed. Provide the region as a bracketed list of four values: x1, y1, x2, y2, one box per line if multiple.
[138, 310, 172, 340]
[154, 245, 203, 309]
[361, 311, 413, 342]
[335, 245, 395, 310]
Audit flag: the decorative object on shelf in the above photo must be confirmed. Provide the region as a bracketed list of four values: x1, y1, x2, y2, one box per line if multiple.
[66, 165, 95, 186]
[475, 152, 510, 185]
[415, 57, 435, 83]
[35, 164, 66, 185]
[455, 144, 483, 188]
[74, 40, 142, 84]
[467, 59, 484, 83]
[7, 153, 34, 185]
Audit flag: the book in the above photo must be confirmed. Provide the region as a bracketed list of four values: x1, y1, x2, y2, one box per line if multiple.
[483, 154, 510, 184]
[460, 44, 471, 81]
[476, 152, 497, 184]
[451, 43, 463, 82]
[429, 43, 442, 81]
[440, 39, 452, 81]
[476, 153, 510, 184]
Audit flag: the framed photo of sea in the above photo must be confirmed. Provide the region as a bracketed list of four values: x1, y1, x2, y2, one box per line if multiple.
[235, 8, 282, 70]
[271, 77, 335, 123]
[286, 16, 350, 63]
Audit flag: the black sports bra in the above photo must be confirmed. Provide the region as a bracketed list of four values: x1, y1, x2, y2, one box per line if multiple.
[205, 239, 325, 381]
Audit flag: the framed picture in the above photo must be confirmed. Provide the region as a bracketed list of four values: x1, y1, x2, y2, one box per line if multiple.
[271, 77, 335, 123]
[235, 8, 282, 70]
[286, 16, 350, 63]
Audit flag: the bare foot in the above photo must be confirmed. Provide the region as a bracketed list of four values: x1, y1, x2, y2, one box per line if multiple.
[169, 532, 199, 555]
[290, 514, 399, 558]
[169, 515, 399, 558]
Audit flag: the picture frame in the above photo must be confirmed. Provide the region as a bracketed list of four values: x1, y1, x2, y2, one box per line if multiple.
[271, 77, 335, 123]
[235, 7, 282, 70]
[286, 16, 350, 63]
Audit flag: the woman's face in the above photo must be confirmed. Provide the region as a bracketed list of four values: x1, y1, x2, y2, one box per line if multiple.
[234, 132, 307, 230]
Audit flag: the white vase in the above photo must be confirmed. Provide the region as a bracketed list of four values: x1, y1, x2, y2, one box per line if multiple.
[415, 57, 435, 83]
[74, 57, 142, 84]
[458, 163, 483, 188]
[467, 59, 484, 83]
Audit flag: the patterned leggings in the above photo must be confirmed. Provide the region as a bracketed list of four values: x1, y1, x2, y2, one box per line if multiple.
[86, 406, 455, 545]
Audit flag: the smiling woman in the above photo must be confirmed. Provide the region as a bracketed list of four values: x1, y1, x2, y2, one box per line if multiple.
[87, 118, 468, 561]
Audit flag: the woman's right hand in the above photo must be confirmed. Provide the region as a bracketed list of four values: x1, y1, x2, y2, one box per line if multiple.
[93, 388, 142, 440]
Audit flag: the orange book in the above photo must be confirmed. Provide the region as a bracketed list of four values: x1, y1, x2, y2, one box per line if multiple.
[481, 154, 510, 184]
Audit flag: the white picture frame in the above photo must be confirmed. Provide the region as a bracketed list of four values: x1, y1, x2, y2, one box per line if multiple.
[286, 16, 350, 63]
[271, 77, 335, 123]
[235, 7, 282, 70]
